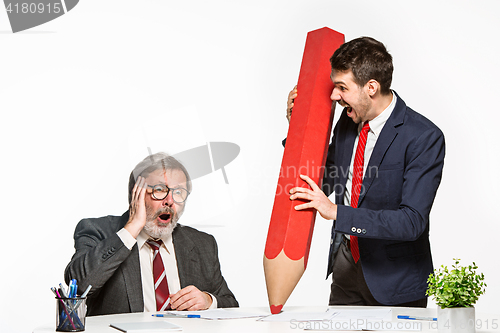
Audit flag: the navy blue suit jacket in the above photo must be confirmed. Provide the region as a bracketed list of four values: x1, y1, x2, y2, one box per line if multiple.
[323, 91, 445, 305]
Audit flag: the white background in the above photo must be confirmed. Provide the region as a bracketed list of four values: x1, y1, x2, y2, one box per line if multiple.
[1, 1, 499, 331]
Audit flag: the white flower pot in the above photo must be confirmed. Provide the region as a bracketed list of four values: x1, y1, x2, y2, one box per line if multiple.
[438, 307, 475, 333]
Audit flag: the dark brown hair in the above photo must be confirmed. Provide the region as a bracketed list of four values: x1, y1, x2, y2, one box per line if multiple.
[330, 37, 393, 95]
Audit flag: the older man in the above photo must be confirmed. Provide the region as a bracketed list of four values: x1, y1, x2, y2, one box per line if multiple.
[65, 153, 238, 316]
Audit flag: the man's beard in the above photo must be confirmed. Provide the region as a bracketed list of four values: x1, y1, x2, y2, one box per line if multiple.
[143, 205, 183, 239]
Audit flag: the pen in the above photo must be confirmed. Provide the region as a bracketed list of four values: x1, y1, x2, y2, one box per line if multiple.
[73, 284, 92, 310]
[397, 315, 437, 321]
[81, 284, 92, 297]
[69, 279, 77, 298]
[66, 281, 73, 298]
[153, 313, 201, 318]
[59, 283, 69, 298]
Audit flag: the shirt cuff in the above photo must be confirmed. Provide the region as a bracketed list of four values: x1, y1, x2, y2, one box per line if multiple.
[117, 228, 137, 250]
[207, 293, 218, 309]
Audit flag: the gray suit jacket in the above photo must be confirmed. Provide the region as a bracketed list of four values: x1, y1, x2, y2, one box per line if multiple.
[64, 211, 238, 316]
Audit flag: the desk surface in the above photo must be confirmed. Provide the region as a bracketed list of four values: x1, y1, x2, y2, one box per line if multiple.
[33, 306, 499, 333]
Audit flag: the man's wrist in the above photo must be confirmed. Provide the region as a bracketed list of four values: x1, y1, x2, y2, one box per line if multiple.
[124, 218, 144, 239]
[117, 228, 137, 250]
[332, 203, 338, 220]
[205, 292, 217, 309]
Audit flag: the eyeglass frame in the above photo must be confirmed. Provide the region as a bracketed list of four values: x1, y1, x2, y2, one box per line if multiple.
[147, 184, 190, 203]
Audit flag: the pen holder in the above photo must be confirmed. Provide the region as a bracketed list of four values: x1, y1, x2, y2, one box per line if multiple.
[55, 297, 86, 332]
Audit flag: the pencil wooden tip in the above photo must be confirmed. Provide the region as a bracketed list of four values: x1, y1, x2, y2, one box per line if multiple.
[270, 304, 283, 314]
[264, 251, 305, 313]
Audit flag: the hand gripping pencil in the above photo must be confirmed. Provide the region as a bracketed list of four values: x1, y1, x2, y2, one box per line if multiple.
[264, 27, 344, 314]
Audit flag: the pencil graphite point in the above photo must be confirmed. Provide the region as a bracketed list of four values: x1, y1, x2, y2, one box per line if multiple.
[270, 304, 283, 314]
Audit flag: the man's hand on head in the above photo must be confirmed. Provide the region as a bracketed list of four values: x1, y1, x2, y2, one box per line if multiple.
[169, 285, 213, 311]
[124, 176, 148, 239]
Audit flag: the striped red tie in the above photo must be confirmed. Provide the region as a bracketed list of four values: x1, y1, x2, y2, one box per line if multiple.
[349, 122, 370, 263]
[146, 239, 171, 311]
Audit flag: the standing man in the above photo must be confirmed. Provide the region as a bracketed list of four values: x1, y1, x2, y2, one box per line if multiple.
[288, 37, 445, 307]
[65, 153, 238, 316]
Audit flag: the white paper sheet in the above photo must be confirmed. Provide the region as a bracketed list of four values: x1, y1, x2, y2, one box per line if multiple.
[162, 309, 267, 320]
[110, 320, 182, 332]
[259, 308, 339, 322]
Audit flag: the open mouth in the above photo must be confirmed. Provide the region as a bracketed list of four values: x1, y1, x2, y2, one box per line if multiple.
[339, 100, 351, 112]
[158, 213, 171, 223]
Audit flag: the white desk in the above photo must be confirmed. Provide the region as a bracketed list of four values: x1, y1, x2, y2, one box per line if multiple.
[32, 306, 499, 333]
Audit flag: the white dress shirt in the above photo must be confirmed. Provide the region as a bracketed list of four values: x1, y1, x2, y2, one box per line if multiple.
[342, 93, 396, 237]
[117, 227, 217, 311]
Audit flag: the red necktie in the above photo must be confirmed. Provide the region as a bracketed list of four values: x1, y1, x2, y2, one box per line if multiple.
[349, 122, 370, 263]
[146, 239, 171, 311]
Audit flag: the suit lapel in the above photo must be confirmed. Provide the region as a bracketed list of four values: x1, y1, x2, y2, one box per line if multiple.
[117, 211, 144, 313]
[338, 119, 358, 197]
[172, 226, 196, 288]
[359, 92, 406, 206]
[120, 244, 144, 313]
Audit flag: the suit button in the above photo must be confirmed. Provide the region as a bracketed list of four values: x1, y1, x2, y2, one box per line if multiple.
[330, 238, 334, 245]
[102, 254, 108, 259]
[351, 227, 356, 232]
[357, 228, 362, 233]
[362, 229, 367, 234]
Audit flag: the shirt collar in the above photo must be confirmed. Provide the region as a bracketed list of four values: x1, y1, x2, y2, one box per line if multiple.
[362, 91, 396, 137]
[138, 229, 174, 254]
[137, 230, 149, 249]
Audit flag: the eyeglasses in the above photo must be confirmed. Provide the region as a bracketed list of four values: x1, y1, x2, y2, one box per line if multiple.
[147, 184, 190, 203]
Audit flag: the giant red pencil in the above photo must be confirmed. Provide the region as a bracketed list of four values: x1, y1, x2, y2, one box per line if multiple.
[264, 27, 344, 314]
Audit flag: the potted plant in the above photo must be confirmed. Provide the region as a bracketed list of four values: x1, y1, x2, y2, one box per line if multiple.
[426, 259, 486, 333]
